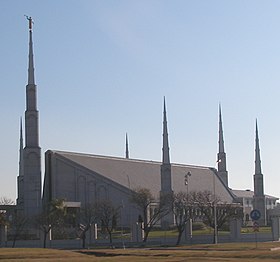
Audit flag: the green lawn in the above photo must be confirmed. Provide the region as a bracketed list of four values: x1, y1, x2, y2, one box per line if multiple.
[110, 225, 271, 240]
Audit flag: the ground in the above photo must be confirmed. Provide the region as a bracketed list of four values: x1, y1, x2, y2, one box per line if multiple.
[1, 242, 280, 261]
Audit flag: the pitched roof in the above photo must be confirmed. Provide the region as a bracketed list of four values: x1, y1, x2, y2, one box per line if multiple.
[49, 150, 235, 203]
[232, 189, 278, 200]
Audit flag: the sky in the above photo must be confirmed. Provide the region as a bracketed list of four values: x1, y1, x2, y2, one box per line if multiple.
[1, 1, 280, 201]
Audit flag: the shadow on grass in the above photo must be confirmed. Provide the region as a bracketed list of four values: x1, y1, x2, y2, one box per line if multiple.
[76, 250, 170, 258]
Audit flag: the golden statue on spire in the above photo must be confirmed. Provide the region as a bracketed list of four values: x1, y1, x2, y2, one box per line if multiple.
[24, 15, 33, 30]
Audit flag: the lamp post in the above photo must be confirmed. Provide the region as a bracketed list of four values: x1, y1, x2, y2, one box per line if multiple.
[184, 171, 192, 196]
[209, 167, 218, 244]
[184, 171, 192, 242]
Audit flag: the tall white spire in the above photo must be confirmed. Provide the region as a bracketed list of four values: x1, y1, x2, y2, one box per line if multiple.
[255, 120, 262, 175]
[161, 97, 172, 193]
[25, 16, 39, 147]
[16, 118, 24, 208]
[19, 117, 24, 176]
[218, 104, 225, 154]
[217, 104, 228, 186]
[160, 97, 173, 226]
[162, 97, 170, 164]
[253, 119, 266, 225]
[125, 133, 129, 159]
[28, 19, 35, 85]
[21, 16, 42, 218]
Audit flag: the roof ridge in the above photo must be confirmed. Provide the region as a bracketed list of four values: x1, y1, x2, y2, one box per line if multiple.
[50, 149, 213, 168]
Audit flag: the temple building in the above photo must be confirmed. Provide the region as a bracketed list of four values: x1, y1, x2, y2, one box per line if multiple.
[17, 19, 278, 228]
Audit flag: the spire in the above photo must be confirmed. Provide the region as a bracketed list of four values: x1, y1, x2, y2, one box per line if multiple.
[160, 97, 173, 226]
[27, 16, 35, 85]
[22, 16, 42, 217]
[255, 119, 262, 174]
[25, 16, 39, 147]
[253, 119, 266, 225]
[125, 133, 129, 159]
[19, 117, 24, 176]
[162, 97, 170, 164]
[218, 103, 225, 154]
[217, 104, 227, 171]
[17, 118, 24, 208]
[217, 104, 228, 186]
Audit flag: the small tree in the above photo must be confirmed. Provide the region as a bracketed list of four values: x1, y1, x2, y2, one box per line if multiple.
[0, 210, 6, 226]
[172, 191, 196, 245]
[0, 197, 15, 225]
[95, 200, 118, 245]
[36, 199, 66, 248]
[79, 203, 97, 248]
[0, 197, 14, 205]
[193, 191, 243, 242]
[0, 196, 16, 245]
[10, 212, 27, 247]
[130, 187, 172, 242]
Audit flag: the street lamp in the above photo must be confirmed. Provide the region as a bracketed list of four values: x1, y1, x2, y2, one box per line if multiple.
[184, 171, 192, 194]
[209, 167, 218, 244]
[185, 171, 192, 242]
[210, 167, 218, 244]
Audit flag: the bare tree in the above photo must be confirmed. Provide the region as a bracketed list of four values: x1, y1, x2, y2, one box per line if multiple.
[0, 197, 14, 205]
[0, 196, 16, 245]
[172, 191, 196, 245]
[192, 191, 243, 242]
[10, 211, 27, 248]
[79, 203, 97, 248]
[130, 187, 172, 242]
[95, 200, 118, 245]
[36, 199, 66, 248]
[0, 197, 15, 226]
[0, 211, 7, 226]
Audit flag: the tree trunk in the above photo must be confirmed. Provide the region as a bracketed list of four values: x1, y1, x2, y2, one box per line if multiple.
[143, 227, 151, 243]
[213, 228, 218, 244]
[176, 228, 183, 246]
[109, 231, 113, 245]
[43, 231, 47, 248]
[82, 233, 86, 249]
[12, 235, 17, 248]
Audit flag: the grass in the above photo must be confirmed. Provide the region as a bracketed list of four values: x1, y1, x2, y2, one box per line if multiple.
[1, 242, 280, 261]
[0, 248, 90, 261]
[241, 226, 272, 234]
[101, 225, 272, 240]
[106, 226, 271, 242]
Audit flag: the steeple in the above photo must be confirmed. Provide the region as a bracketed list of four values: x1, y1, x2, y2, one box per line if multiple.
[255, 120, 262, 175]
[16, 118, 24, 208]
[28, 19, 35, 85]
[25, 16, 39, 147]
[160, 98, 173, 226]
[217, 104, 228, 186]
[21, 16, 42, 218]
[19, 117, 24, 176]
[162, 97, 170, 164]
[161, 97, 172, 193]
[218, 104, 225, 154]
[253, 119, 266, 225]
[125, 133, 129, 159]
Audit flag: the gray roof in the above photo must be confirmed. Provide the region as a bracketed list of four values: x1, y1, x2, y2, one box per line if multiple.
[232, 189, 254, 198]
[50, 150, 235, 203]
[232, 189, 278, 200]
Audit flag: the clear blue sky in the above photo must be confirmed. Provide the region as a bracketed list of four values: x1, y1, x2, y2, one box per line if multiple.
[1, 1, 280, 201]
